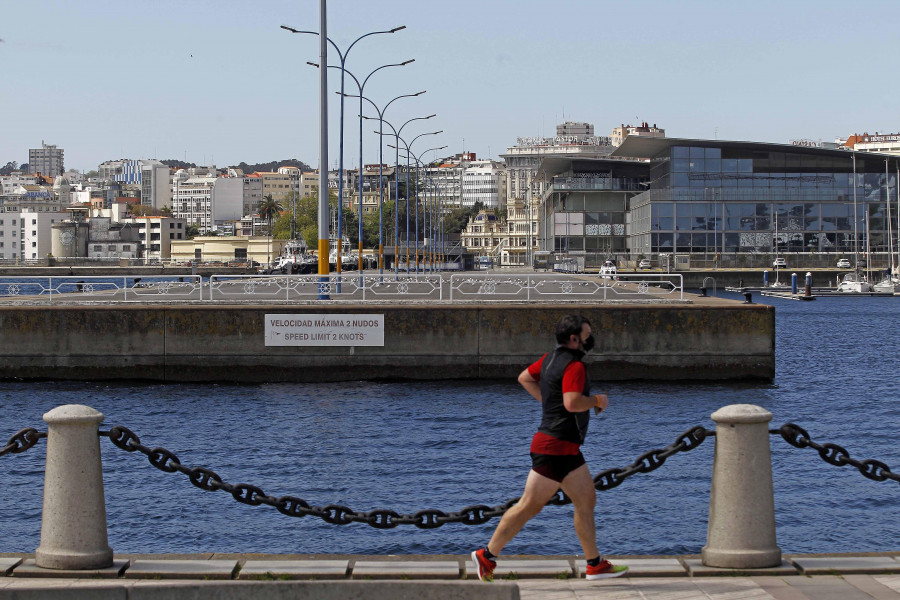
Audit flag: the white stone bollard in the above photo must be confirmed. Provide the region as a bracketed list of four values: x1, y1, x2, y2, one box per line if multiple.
[35, 404, 113, 569]
[702, 404, 781, 568]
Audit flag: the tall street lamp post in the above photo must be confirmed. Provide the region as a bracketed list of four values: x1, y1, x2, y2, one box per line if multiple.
[389, 136, 444, 274]
[281, 23, 406, 282]
[370, 115, 437, 275]
[342, 90, 425, 275]
[306, 60, 415, 281]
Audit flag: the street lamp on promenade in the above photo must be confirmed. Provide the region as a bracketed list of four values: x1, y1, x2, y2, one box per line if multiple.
[370, 115, 437, 274]
[398, 147, 446, 273]
[342, 90, 425, 275]
[281, 23, 406, 279]
[306, 60, 414, 279]
[389, 136, 444, 274]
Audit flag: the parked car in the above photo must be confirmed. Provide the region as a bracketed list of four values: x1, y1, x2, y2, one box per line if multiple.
[638, 259, 652, 269]
[772, 257, 787, 268]
[836, 258, 851, 268]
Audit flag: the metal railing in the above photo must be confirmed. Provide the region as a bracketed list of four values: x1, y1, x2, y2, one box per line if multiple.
[0, 275, 203, 303]
[448, 273, 683, 301]
[0, 273, 684, 303]
[209, 274, 444, 302]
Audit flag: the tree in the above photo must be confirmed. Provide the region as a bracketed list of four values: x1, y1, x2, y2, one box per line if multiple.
[185, 224, 200, 239]
[0, 161, 18, 176]
[442, 201, 484, 235]
[258, 194, 284, 265]
[257, 194, 284, 236]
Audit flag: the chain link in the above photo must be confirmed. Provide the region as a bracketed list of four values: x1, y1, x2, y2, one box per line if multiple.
[593, 425, 713, 491]
[99, 423, 715, 528]
[0, 428, 46, 458]
[772, 423, 900, 485]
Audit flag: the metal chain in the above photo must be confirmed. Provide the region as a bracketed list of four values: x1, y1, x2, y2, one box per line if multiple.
[772, 423, 900, 485]
[0, 428, 46, 458]
[102, 423, 714, 528]
[593, 425, 714, 491]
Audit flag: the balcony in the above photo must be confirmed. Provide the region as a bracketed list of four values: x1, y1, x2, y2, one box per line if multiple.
[548, 176, 645, 192]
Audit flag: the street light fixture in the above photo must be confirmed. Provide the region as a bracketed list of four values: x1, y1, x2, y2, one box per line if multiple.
[366, 114, 436, 275]
[306, 59, 414, 279]
[281, 23, 406, 279]
[342, 90, 425, 275]
[393, 144, 446, 273]
[388, 135, 444, 273]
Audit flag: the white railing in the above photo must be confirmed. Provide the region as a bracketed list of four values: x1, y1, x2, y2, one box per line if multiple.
[0, 273, 683, 303]
[208, 273, 444, 302]
[448, 273, 683, 301]
[0, 276, 203, 303]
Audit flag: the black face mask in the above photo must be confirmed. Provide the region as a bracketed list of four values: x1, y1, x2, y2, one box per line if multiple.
[582, 335, 595, 353]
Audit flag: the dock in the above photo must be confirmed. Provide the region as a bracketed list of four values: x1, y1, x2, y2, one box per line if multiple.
[725, 286, 895, 299]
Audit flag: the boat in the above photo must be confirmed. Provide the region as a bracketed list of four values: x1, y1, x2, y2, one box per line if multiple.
[873, 159, 900, 293]
[872, 277, 899, 294]
[261, 238, 316, 274]
[328, 235, 359, 270]
[837, 272, 874, 293]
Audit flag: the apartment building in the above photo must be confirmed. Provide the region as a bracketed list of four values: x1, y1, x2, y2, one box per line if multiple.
[0, 210, 68, 261]
[28, 142, 64, 177]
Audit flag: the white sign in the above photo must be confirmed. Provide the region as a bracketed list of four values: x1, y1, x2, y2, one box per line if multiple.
[265, 314, 385, 347]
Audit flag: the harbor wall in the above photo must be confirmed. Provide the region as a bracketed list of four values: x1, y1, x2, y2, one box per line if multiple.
[0, 302, 774, 382]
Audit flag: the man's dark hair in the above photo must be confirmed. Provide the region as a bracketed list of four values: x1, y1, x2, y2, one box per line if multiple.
[555, 314, 591, 344]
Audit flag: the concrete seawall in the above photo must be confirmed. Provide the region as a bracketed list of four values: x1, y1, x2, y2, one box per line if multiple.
[0, 299, 773, 382]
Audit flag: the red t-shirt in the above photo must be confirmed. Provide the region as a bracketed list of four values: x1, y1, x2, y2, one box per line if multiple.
[526, 353, 585, 455]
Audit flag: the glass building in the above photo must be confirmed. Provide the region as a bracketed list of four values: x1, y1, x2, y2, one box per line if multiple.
[614, 138, 899, 257]
[535, 157, 648, 257]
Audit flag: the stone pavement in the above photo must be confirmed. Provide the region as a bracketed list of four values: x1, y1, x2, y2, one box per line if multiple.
[2, 553, 900, 599]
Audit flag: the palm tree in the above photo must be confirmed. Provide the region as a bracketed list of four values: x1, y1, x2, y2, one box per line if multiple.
[258, 194, 283, 266]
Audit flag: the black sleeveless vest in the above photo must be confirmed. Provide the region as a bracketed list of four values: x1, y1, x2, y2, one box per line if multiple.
[537, 346, 592, 444]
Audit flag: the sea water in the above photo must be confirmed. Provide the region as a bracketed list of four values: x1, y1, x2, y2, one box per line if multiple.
[1, 291, 899, 555]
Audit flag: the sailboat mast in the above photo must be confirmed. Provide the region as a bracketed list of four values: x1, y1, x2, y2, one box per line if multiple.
[853, 153, 859, 270]
[887, 159, 894, 272]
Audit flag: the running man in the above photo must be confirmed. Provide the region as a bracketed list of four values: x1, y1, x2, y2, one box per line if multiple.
[472, 314, 628, 582]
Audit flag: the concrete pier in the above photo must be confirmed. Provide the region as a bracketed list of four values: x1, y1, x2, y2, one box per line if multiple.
[0, 297, 773, 383]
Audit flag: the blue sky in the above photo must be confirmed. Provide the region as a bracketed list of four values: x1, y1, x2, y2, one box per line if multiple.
[3, 0, 899, 172]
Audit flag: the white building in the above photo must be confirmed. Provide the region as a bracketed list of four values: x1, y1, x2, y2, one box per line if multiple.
[1, 184, 66, 214]
[119, 216, 187, 262]
[171, 174, 245, 234]
[500, 122, 615, 207]
[840, 132, 900, 155]
[461, 160, 505, 208]
[173, 173, 215, 231]
[0, 172, 40, 195]
[0, 210, 67, 261]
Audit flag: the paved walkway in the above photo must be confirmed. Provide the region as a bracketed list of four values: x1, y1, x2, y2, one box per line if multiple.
[3, 553, 900, 599]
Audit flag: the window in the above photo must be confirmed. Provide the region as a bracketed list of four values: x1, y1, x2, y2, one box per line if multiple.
[93, 245, 102, 251]
[108, 245, 116, 251]
[123, 245, 131, 251]
[32, 219, 36, 225]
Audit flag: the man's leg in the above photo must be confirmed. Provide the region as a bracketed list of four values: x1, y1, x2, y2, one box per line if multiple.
[560, 463, 599, 559]
[487, 469, 560, 555]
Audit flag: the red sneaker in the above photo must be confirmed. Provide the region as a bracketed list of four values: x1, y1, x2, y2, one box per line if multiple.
[471, 548, 496, 582]
[585, 559, 628, 580]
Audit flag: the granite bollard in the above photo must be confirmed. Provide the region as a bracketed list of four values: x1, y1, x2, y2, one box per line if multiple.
[702, 403, 781, 568]
[34, 404, 113, 569]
